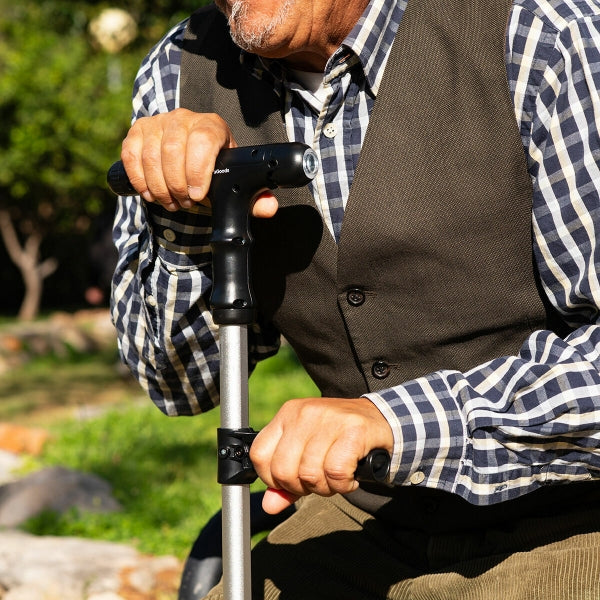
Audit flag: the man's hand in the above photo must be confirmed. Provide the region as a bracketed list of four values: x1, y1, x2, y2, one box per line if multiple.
[249, 397, 394, 514]
[120, 108, 278, 217]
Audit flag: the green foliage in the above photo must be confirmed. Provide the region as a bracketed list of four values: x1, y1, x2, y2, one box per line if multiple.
[0, 346, 137, 422]
[24, 402, 224, 556]
[0, 0, 212, 232]
[22, 344, 320, 558]
[0, 3, 130, 230]
[0, 0, 214, 316]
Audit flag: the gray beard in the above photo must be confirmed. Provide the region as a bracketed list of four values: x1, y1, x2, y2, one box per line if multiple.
[227, 0, 294, 52]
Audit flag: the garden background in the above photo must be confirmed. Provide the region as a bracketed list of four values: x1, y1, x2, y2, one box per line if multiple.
[0, 3, 318, 598]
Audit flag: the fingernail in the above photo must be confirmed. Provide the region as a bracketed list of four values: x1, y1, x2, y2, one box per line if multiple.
[180, 199, 194, 209]
[141, 191, 154, 203]
[187, 186, 204, 200]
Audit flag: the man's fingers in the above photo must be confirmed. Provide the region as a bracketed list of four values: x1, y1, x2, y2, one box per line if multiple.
[121, 115, 180, 210]
[250, 422, 286, 491]
[143, 140, 179, 210]
[121, 109, 238, 211]
[186, 112, 236, 202]
[322, 436, 363, 493]
[161, 117, 193, 202]
[296, 434, 363, 497]
[120, 119, 151, 198]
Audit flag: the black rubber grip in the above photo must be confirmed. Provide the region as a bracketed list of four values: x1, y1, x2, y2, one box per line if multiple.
[106, 160, 136, 196]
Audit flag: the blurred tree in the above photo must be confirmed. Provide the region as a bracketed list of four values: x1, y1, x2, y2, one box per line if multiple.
[0, 0, 209, 319]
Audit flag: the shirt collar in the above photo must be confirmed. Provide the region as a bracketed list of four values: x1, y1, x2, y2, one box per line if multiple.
[335, 0, 405, 95]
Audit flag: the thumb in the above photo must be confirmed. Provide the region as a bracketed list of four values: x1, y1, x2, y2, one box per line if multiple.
[262, 488, 299, 515]
[251, 191, 279, 218]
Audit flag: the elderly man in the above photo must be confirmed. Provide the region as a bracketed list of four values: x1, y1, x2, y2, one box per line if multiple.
[112, 0, 600, 597]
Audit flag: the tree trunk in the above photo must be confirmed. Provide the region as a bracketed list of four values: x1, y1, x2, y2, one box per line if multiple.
[0, 209, 58, 321]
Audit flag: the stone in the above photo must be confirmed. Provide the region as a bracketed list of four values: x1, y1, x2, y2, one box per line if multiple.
[0, 530, 181, 599]
[0, 466, 121, 527]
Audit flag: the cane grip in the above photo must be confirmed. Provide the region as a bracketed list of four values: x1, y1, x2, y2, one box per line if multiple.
[208, 143, 317, 325]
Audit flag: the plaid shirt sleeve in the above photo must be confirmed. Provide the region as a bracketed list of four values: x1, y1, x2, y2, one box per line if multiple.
[366, 3, 600, 504]
[110, 21, 280, 416]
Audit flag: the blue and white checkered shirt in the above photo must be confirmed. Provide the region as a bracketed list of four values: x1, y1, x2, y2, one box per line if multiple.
[112, 0, 600, 505]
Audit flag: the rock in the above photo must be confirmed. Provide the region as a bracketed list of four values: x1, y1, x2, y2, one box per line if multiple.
[0, 530, 181, 600]
[0, 466, 121, 528]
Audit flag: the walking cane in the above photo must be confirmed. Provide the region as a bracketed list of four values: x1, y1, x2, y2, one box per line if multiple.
[108, 143, 390, 600]
[206, 143, 320, 600]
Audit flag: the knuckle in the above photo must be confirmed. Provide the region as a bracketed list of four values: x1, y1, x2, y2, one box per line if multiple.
[324, 464, 349, 483]
[203, 111, 228, 128]
[171, 107, 193, 119]
[297, 468, 321, 488]
[288, 398, 319, 420]
[128, 116, 147, 136]
[270, 462, 295, 486]
[189, 114, 230, 144]
[161, 136, 184, 156]
[249, 444, 269, 468]
[120, 137, 141, 171]
[164, 108, 192, 131]
[119, 144, 136, 164]
[187, 128, 216, 152]
[141, 145, 161, 170]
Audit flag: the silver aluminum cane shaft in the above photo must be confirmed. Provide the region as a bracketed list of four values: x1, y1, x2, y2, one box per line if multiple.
[220, 325, 251, 600]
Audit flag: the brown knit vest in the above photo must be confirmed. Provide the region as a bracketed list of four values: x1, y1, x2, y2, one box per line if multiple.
[179, 1, 582, 526]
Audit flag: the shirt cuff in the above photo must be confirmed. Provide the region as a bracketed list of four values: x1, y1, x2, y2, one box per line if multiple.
[146, 202, 213, 270]
[363, 372, 468, 494]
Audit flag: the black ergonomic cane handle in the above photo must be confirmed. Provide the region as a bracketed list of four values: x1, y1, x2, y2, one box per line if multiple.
[206, 143, 319, 325]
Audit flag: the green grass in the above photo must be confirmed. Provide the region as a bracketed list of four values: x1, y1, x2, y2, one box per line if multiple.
[19, 344, 319, 558]
[0, 347, 141, 424]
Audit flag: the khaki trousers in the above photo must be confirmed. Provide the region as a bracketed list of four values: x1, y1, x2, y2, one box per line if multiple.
[205, 492, 600, 600]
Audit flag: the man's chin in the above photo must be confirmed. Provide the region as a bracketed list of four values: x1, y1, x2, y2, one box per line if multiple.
[229, 26, 275, 54]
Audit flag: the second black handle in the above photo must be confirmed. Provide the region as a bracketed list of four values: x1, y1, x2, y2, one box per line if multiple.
[217, 428, 391, 485]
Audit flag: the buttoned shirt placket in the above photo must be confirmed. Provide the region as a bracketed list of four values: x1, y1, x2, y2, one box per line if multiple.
[246, 0, 403, 243]
[286, 55, 367, 242]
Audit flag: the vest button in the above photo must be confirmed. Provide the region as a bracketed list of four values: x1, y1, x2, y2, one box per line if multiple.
[372, 361, 391, 379]
[347, 288, 365, 306]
